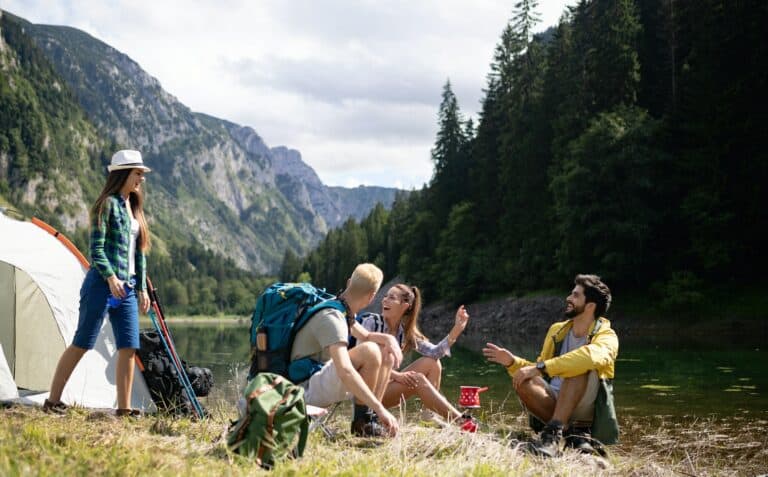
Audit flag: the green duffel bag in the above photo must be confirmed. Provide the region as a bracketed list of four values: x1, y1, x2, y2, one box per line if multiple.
[227, 372, 309, 468]
[592, 379, 619, 445]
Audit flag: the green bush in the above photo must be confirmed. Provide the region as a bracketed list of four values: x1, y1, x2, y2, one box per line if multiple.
[652, 271, 704, 311]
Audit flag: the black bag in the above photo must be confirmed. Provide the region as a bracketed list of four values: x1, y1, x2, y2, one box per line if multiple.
[187, 365, 214, 397]
[137, 330, 213, 415]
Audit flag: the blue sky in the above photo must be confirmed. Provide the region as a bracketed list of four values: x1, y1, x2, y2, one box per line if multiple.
[4, 1, 575, 189]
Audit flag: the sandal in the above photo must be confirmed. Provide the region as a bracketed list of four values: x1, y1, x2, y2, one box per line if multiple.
[116, 408, 143, 418]
[43, 399, 69, 415]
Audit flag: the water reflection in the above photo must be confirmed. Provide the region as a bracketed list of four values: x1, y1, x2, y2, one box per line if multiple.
[162, 321, 768, 418]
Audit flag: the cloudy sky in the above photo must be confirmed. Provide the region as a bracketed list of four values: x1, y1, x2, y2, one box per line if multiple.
[5, 1, 574, 189]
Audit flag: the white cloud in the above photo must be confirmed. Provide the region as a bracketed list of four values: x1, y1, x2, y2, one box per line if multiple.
[3, 0, 575, 188]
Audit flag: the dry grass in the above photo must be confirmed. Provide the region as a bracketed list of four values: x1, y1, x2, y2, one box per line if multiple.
[614, 413, 768, 476]
[1, 402, 765, 477]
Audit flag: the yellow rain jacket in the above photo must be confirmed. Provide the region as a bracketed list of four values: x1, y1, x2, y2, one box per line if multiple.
[506, 317, 618, 380]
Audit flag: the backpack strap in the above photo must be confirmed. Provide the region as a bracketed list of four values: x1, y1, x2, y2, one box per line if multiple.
[588, 318, 604, 343]
[290, 298, 350, 350]
[304, 299, 349, 324]
[553, 318, 603, 356]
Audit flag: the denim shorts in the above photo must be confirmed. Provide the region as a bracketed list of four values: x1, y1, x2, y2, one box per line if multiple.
[72, 268, 139, 350]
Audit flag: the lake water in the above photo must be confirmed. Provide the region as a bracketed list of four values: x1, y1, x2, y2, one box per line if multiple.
[162, 321, 768, 419]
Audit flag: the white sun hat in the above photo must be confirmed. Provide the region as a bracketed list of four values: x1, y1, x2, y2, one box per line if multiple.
[107, 150, 151, 173]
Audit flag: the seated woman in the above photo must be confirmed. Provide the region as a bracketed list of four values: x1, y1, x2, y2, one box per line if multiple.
[358, 283, 475, 431]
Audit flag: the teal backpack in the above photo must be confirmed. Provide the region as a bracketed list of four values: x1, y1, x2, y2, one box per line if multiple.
[248, 282, 348, 383]
[227, 373, 309, 468]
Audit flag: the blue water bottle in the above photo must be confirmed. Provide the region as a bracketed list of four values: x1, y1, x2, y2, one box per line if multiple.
[106, 293, 122, 308]
[107, 281, 134, 308]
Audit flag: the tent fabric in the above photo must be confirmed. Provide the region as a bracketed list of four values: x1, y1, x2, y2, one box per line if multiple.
[0, 343, 18, 400]
[0, 212, 155, 411]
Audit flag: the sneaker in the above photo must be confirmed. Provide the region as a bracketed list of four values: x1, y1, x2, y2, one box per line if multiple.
[525, 421, 563, 458]
[42, 399, 68, 415]
[350, 417, 388, 437]
[564, 427, 596, 455]
[459, 414, 478, 433]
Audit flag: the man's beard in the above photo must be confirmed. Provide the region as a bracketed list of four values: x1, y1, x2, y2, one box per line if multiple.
[565, 303, 585, 318]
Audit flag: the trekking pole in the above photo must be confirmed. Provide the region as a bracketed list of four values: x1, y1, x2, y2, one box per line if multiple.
[147, 278, 184, 375]
[147, 282, 205, 419]
[147, 277, 178, 346]
[146, 278, 205, 419]
[147, 308, 204, 418]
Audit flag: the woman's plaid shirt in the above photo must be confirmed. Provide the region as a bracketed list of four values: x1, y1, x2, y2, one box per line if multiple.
[90, 194, 147, 291]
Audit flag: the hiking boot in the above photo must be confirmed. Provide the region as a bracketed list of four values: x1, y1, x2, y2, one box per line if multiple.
[350, 417, 388, 437]
[351, 404, 388, 437]
[564, 427, 596, 455]
[459, 414, 478, 433]
[525, 421, 563, 458]
[43, 399, 68, 415]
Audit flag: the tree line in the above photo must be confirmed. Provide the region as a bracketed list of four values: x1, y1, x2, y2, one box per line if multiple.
[291, 0, 768, 309]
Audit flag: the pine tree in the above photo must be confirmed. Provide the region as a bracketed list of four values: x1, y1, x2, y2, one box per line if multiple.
[279, 249, 302, 282]
[495, 0, 555, 287]
[637, 0, 680, 117]
[512, 0, 542, 46]
[430, 80, 467, 222]
[579, 0, 642, 113]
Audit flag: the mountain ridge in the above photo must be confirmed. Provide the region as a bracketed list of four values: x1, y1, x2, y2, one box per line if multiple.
[0, 9, 401, 273]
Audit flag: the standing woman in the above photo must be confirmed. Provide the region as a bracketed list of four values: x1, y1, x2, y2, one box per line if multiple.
[44, 150, 151, 416]
[359, 284, 475, 431]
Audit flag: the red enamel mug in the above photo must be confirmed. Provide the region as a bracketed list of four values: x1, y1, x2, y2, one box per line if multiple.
[458, 385, 489, 408]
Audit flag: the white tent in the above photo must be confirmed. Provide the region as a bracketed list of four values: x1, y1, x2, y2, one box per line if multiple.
[0, 212, 154, 411]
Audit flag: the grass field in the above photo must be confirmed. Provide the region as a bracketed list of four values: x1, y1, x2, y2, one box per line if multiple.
[1, 402, 765, 476]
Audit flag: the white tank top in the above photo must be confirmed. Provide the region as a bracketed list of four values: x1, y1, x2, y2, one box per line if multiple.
[128, 216, 139, 275]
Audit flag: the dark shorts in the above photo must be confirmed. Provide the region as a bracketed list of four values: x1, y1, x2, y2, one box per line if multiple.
[72, 268, 139, 350]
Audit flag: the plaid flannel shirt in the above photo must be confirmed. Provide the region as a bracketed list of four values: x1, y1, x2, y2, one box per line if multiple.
[90, 194, 147, 291]
[358, 312, 452, 361]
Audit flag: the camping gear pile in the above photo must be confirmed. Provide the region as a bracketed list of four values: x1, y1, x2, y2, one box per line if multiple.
[136, 329, 212, 416]
[139, 279, 208, 418]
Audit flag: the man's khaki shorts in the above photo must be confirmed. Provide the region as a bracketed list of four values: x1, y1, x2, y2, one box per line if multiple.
[303, 360, 352, 408]
[528, 370, 599, 424]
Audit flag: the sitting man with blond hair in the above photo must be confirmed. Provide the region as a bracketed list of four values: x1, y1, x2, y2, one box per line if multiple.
[291, 263, 403, 437]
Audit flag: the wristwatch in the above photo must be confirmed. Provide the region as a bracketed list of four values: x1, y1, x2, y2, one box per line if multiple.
[536, 361, 548, 377]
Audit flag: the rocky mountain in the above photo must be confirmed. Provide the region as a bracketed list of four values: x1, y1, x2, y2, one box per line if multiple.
[0, 11, 108, 234]
[269, 145, 400, 228]
[0, 10, 400, 273]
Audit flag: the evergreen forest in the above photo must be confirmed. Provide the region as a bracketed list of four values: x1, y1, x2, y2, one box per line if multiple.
[296, 0, 768, 310]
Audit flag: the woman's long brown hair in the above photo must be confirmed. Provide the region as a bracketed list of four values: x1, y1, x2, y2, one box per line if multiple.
[394, 283, 426, 352]
[90, 169, 151, 252]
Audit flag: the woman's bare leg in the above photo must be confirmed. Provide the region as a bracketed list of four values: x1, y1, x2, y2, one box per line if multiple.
[381, 373, 462, 421]
[48, 345, 88, 403]
[402, 357, 443, 388]
[116, 348, 136, 410]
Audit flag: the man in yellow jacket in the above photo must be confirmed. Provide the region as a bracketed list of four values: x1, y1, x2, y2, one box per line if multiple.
[483, 274, 618, 457]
